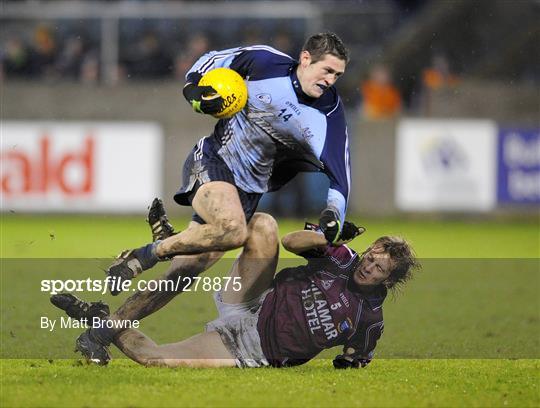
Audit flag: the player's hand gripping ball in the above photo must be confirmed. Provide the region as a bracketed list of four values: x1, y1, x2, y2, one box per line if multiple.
[199, 68, 248, 118]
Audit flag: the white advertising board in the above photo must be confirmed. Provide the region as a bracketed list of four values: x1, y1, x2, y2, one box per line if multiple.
[1, 122, 163, 213]
[396, 119, 497, 211]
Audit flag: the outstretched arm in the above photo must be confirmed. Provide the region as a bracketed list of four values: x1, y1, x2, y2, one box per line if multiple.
[282, 221, 365, 256]
[281, 230, 328, 255]
[318, 101, 351, 244]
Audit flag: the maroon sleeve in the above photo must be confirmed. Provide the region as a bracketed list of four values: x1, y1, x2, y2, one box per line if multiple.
[322, 245, 357, 265]
[341, 320, 384, 366]
[301, 243, 357, 264]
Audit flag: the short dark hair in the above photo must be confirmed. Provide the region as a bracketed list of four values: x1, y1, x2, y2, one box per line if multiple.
[371, 236, 420, 291]
[302, 32, 349, 64]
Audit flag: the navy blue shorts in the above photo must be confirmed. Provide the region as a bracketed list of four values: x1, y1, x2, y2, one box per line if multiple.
[174, 136, 262, 224]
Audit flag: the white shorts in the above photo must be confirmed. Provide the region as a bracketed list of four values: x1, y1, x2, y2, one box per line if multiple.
[206, 289, 272, 368]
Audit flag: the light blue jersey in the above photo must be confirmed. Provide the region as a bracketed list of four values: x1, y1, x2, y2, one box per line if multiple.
[186, 45, 351, 224]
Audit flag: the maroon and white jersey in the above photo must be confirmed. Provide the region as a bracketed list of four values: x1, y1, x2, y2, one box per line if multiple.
[257, 244, 387, 367]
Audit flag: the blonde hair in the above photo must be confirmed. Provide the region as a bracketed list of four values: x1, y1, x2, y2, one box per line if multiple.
[370, 236, 420, 290]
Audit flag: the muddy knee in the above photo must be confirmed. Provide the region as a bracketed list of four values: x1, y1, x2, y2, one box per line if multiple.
[218, 219, 248, 249]
[249, 213, 278, 236]
[245, 213, 279, 254]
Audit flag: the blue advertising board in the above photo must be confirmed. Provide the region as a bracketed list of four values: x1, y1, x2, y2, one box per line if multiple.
[497, 129, 540, 204]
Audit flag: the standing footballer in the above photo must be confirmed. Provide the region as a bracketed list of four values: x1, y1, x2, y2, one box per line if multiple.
[107, 32, 352, 285]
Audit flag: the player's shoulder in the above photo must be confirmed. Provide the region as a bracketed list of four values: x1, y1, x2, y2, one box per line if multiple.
[313, 87, 343, 116]
[323, 244, 358, 268]
[231, 45, 295, 80]
[241, 45, 293, 63]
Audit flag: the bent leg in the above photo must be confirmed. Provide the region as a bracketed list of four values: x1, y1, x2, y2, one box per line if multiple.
[115, 329, 236, 368]
[87, 237, 224, 348]
[111, 212, 277, 321]
[221, 212, 280, 304]
[111, 248, 223, 321]
[112, 214, 280, 368]
[157, 182, 248, 256]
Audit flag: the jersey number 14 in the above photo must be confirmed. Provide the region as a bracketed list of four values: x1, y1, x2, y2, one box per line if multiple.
[278, 108, 293, 122]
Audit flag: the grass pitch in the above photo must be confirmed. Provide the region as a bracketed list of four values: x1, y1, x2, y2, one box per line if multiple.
[2, 359, 538, 407]
[1, 214, 539, 407]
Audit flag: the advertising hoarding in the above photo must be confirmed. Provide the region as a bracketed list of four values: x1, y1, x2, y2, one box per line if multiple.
[1, 122, 163, 213]
[396, 119, 497, 211]
[497, 129, 540, 204]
